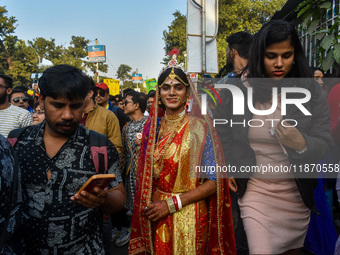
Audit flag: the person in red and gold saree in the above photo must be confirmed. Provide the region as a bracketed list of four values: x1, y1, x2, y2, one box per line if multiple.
[129, 51, 236, 255]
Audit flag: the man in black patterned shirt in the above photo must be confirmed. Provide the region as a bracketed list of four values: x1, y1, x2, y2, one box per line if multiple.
[10, 65, 126, 254]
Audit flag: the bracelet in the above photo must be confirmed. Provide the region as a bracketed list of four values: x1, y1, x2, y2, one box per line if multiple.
[172, 196, 179, 211]
[296, 146, 307, 155]
[166, 197, 176, 214]
[165, 198, 171, 212]
[175, 194, 182, 211]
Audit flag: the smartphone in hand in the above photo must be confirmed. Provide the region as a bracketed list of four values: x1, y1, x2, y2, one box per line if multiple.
[77, 174, 116, 194]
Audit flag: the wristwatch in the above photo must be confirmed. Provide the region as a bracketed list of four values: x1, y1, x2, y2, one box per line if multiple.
[296, 146, 307, 154]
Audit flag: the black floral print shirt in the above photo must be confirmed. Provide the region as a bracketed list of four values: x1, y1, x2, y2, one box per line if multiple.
[12, 122, 122, 255]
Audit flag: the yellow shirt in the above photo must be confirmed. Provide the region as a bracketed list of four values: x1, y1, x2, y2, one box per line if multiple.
[85, 104, 122, 154]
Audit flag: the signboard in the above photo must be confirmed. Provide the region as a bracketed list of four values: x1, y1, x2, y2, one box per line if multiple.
[88, 45, 106, 62]
[132, 73, 143, 84]
[30, 73, 43, 80]
[187, 0, 218, 73]
[103, 78, 120, 95]
[145, 78, 157, 92]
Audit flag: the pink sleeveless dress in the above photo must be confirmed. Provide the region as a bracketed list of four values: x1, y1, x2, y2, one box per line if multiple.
[238, 101, 310, 254]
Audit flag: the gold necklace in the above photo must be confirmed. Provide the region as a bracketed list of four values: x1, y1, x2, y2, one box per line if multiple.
[153, 113, 188, 179]
[165, 109, 186, 120]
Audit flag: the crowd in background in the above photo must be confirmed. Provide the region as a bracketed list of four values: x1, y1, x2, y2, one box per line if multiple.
[1, 19, 340, 255]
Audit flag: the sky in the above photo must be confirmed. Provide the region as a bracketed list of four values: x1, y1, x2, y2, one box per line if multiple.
[2, 0, 187, 80]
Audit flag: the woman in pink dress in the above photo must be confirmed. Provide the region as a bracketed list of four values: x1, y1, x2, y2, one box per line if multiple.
[214, 20, 333, 255]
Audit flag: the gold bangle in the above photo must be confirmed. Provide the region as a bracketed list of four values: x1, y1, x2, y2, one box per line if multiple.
[165, 198, 171, 212]
[166, 197, 176, 214]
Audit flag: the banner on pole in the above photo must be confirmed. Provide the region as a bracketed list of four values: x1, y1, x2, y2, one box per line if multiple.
[88, 45, 106, 62]
[145, 78, 157, 93]
[132, 73, 143, 84]
[103, 79, 120, 95]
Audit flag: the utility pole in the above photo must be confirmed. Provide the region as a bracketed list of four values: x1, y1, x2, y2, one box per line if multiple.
[136, 68, 138, 90]
[202, 0, 206, 73]
[95, 38, 99, 82]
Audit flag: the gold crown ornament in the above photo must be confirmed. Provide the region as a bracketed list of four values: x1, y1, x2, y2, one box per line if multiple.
[159, 48, 189, 87]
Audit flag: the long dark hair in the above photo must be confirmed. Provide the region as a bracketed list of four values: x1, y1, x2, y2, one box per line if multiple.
[246, 20, 313, 102]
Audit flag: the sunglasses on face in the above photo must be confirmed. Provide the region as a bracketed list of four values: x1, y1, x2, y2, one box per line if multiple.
[0, 84, 9, 89]
[96, 89, 107, 97]
[125, 100, 134, 106]
[12, 97, 29, 103]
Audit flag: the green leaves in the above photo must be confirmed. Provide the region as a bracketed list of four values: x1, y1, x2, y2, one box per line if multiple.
[322, 49, 334, 71]
[308, 20, 319, 34]
[297, 0, 339, 72]
[333, 44, 340, 64]
[320, 2, 332, 9]
[216, 0, 286, 70]
[320, 34, 335, 51]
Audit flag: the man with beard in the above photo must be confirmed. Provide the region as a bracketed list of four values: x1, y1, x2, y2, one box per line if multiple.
[9, 65, 126, 254]
[0, 74, 32, 137]
[218, 32, 253, 79]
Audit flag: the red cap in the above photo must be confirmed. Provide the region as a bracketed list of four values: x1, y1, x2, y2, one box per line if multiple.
[95, 82, 109, 91]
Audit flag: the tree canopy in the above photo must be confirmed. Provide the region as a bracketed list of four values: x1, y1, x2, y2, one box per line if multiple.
[116, 64, 132, 83]
[162, 10, 187, 65]
[0, 5, 108, 86]
[162, 0, 286, 74]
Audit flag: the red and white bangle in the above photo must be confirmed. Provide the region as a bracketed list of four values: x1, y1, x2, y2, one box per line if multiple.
[175, 194, 182, 211]
[172, 196, 179, 211]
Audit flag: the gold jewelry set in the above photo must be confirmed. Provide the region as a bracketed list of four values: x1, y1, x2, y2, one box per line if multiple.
[153, 110, 187, 179]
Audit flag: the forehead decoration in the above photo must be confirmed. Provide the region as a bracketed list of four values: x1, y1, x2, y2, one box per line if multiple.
[158, 48, 189, 88]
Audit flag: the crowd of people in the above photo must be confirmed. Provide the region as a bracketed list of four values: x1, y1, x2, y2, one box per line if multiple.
[1, 19, 340, 255]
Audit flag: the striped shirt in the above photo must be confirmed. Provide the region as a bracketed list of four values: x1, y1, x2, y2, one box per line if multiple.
[0, 104, 32, 137]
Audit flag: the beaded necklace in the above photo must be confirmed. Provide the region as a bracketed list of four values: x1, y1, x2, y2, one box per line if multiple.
[153, 109, 188, 179]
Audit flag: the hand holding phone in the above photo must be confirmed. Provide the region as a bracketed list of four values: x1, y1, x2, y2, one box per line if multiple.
[77, 174, 116, 194]
[71, 174, 116, 209]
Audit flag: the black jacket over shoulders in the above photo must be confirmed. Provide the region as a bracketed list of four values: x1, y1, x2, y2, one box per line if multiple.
[214, 78, 334, 213]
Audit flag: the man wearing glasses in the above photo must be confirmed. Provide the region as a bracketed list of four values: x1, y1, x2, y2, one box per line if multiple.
[0, 74, 32, 137]
[9, 88, 33, 112]
[95, 82, 129, 130]
[114, 90, 147, 247]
